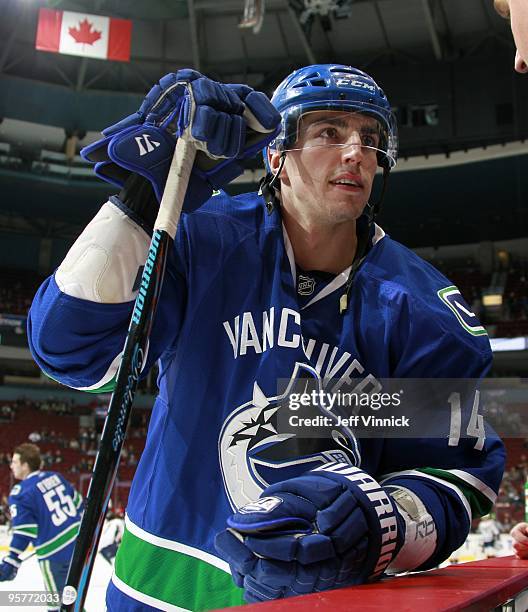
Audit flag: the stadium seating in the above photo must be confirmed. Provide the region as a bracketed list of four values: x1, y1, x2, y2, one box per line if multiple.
[0, 399, 148, 513]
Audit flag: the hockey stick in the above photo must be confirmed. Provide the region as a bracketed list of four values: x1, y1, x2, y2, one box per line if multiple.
[20, 549, 37, 562]
[60, 133, 197, 612]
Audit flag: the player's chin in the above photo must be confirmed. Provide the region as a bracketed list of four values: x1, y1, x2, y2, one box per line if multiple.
[328, 206, 364, 225]
[329, 193, 367, 213]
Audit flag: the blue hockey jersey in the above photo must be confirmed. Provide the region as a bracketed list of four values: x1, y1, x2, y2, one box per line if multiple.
[28, 191, 505, 610]
[7, 471, 82, 563]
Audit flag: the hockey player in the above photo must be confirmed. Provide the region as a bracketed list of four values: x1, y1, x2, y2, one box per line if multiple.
[476, 514, 502, 557]
[99, 510, 125, 565]
[0, 444, 83, 610]
[494, 0, 528, 73]
[28, 66, 505, 610]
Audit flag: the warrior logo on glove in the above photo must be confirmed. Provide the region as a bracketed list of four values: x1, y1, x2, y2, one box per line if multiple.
[81, 69, 281, 213]
[238, 497, 284, 514]
[219, 362, 360, 511]
[215, 462, 405, 602]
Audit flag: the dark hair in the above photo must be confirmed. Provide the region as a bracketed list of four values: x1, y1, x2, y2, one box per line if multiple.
[13, 443, 42, 472]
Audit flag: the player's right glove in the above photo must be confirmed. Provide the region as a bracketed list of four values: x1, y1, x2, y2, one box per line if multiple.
[81, 69, 281, 212]
[0, 555, 20, 581]
[215, 463, 405, 603]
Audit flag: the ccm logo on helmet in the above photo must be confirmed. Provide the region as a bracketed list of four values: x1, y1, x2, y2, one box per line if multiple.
[336, 77, 376, 92]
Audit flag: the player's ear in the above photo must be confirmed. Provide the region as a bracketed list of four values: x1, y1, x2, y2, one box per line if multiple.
[268, 148, 287, 180]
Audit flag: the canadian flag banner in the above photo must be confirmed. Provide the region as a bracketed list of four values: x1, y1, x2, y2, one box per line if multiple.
[36, 8, 132, 62]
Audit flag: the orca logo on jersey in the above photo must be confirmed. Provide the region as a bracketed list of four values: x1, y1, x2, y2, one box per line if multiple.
[218, 362, 361, 511]
[437, 286, 487, 336]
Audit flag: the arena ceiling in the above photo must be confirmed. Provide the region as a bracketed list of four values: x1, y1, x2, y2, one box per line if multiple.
[0, 0, 526, 246]
[0, 2, 526, 377]
[0, 0, 517, 96]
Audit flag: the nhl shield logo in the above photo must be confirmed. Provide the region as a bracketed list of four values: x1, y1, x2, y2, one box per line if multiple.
[298, 274, 315, 296]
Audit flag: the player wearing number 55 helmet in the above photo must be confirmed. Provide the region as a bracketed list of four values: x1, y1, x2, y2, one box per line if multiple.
[28, 64, 504, 609]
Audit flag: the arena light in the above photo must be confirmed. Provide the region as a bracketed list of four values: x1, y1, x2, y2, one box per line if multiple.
[483, 294, 503, 307]
[239, 0, 265, 34]
[490, 336, 528, 351]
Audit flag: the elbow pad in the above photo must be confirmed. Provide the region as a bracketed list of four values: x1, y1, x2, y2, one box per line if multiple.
[55, 200, 150, 303]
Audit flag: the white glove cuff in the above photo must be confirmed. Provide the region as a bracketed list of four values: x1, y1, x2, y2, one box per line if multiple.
[4, 556, 21, 568]
[386, 486, 437, 573]
[55, 201, 150, 303]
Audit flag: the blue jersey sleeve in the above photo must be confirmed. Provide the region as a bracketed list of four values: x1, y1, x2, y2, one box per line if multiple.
[378, 291, 505, 569]
[389, 276, 493, 379]
[28, 209, 189, 392]
[8, 484, 38, 552]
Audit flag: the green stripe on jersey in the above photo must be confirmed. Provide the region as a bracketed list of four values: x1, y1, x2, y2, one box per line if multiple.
[44, 367, 117, 393]
[115, 527, 244, 611]
[83, 376, 117, 393]
[73, 491, 83, 508]
[40, 560, 57, 592]
[36, 523, 79, 558]
[418, 467, 493, 517]
[14, 525, 38, 537]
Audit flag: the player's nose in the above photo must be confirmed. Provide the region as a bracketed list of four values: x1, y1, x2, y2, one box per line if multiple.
[340, 136, 364, 164]
[515, 50, 528, 73]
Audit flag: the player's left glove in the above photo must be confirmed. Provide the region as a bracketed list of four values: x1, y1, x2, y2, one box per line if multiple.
[0, 555, 21, 581]
[81, 70, 280, 212]
[215, 462, 405, 603]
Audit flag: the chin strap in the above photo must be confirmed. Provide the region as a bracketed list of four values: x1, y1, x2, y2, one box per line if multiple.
[258, 152, 286, 214]
[258, 157, 391, 315]
[372, 166, 390, 216]
[339, 166, 390, 314]
[339, 211, 372, 314]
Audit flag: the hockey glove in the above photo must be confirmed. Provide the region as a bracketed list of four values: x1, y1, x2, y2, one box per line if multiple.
[0, 555, 20, 581]
[215, 462, 405, 603]
[81, 69, 281, 212]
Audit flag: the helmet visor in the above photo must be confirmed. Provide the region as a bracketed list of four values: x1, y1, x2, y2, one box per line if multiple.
[272, 104, 398, 169]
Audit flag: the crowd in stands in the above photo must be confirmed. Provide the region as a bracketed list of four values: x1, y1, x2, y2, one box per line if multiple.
[0, 398, 150, 520]
[0, 404, 15, 421]
[0, 268, 44, 317]
[0, 396, 527, 538]
[0, 255, 527, 534]
[494, 438, 528, 528]
[497, 259, 528, 337]
[0, 495, 8, 526]
[425, 256, 528, 336]
[2, 258, 527, 338]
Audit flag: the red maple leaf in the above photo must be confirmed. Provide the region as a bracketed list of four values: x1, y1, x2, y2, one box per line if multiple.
[69, 18, 102, 45]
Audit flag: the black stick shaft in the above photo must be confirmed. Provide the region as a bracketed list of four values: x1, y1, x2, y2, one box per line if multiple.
[58, 134, 196, 610]
[61, 228, 171, 612]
